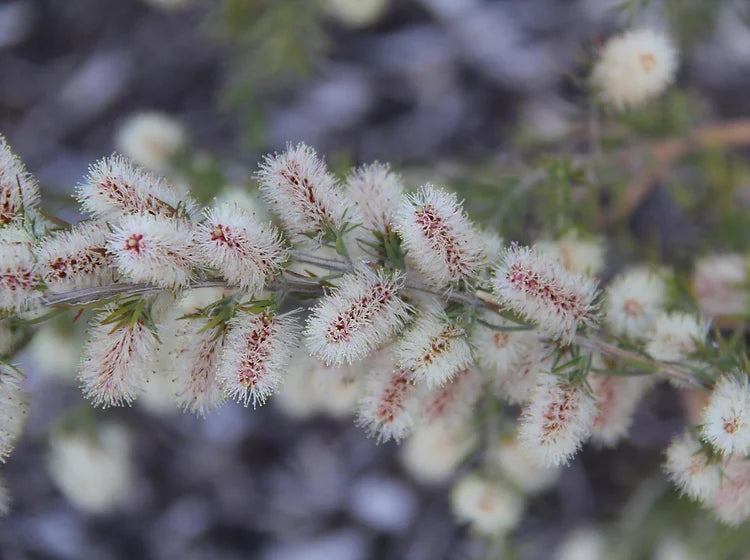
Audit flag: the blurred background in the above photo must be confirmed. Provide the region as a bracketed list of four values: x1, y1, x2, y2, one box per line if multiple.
[2, 0, 750, 558]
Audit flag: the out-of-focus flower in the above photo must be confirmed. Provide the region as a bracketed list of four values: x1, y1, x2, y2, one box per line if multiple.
[693, 254, 748, 318]
[491, 339, 553, 405]
[487, 436, 560, 494]
[709, 457, 750, 524]
[554, 527, 608, 560]
[518, 373, 597, 467]
[0, 134, 40, 226]
[400, 422, 477, 484]
[323, 0, 389, 28]
[140, 0, 193, 10]
[35, 221, 114, 293]
[77, 155, 195, 220]
[536, 233, 605, 276]
[451, 474, 524, 536]
[604, 267, 666, 339]
[48, 423, 133, 513]
[394, 185, 486, 287]
[396, 308, 472, 388]
[305, 265, 410, 366]
[0, 364, 27, 462]
[26, 326, 80, 380]
[646, 312, 706, 362]
[345, 161, 403, 236]
[701, 374, 750, 455]
[107, 214, 198, 288]
[592, 28, 678, 109]
[0, 475, 10, 516]
[197, 203, 288, 295]
[115, 111, 186, 171]
[418, 367, 482, 427]
[492, 245, 598, 344]
[590, 370, 651, 447]
[664, 431, 721, 502]
[217, 310, 299, 408]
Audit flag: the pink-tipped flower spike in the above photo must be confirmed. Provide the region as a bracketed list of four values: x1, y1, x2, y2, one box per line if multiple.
[492, 340, 554, 404]
[256, 142, 357, 242]
[168, 318, 227, 416]
[0, 135, 40, 226]
[664, 431, 722, 502]
[217, 310, 300, 408]
[0, 364, 28, 462]
[701, 373, 750, 456]
[604, 267, 666, 339]
[492, 244, 599, 345]
[107, 214, 198, 288]
[77, 155, 195, 220]
[710, 458, 750, 524]
[396, 307, 473, 388]
[589, 370, 651, 447]
[78, 311, 157, 407]
[394, 185, 486, 287]
[305, 265, 410, 366]
[357, 352, 419, 443]
[35, 221, 115, 293]
[471, 311, 538, 377]
[345, 161, 404, 235]
[518, 373, 597, 467]
[196, 203, 288, 295]
[0, 228, 40, 312]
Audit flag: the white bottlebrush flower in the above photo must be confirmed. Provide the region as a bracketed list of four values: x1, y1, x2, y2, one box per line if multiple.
[646, 312, 707, 362]
[323, 0, 389, 28]
[305, 265, 410, 366]
[589, 371, 651, 447]
[400, 422, 477, 485]
[701, 374, 750, 456]
[138, 370, 178, 416]
[487, 436, 560, 494]
[0, 228, 39, 312]
[394, 185, 486, 286]
[26, 325, 80, 380]
[536, 233, 605, 276]
[664, 431, 721, 502]
[107, 214, 198, 288]
[35, 221, 114, 293]
[196, 203, 288, 294]
[274, 353, 323, 419]
[78, 312, 157, 407]
[0, 364, 28, 462]
[217, 310, 299, 408]
[693, 254, 749, 318]
[357, 354, 419, 443]
[115, 111, 186, 171]
[314, 361, 366, 418]
[396, 308, 473, 388]
[518, 373, 597, 468]
[77, 155, 195, 220]
[490, 338, 553, 405]
[165, 317, 227, 417]
[604, 267, 666, 339]
[0, 134, 40, 226]
[345, 161, 404, 235]
[256, 142, 356, 241]
[492, 245, 599, 345]
[48, 423, 133, 514]
[451, 474, 524, 536]
[592, 28, 678, 110]
[709, 458, 750, 524]
[418, 367, 482, 427]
